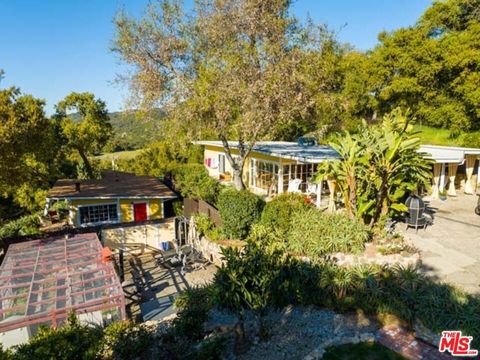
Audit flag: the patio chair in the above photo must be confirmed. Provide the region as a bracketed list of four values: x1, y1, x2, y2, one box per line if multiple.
[287, 178, 303, 193]
[306, 181, 318, 195]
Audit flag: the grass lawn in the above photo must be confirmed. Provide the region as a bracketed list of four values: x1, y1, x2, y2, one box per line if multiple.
[323, 342, 406, 360]
[95, 149, 143, 161]
[413, 125, 461, 146]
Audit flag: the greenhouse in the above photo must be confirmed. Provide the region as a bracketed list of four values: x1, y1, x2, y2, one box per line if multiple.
[0, 233, 126, 348]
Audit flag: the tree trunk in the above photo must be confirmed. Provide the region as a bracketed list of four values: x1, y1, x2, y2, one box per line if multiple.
[220, 137, 248, 190]
[78, 150, 94, 179]
[233, 167, 245, 190]
[370, 175, 388, 226]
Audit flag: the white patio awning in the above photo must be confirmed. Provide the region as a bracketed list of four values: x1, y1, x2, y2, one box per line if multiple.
[418, 145, 480, 164]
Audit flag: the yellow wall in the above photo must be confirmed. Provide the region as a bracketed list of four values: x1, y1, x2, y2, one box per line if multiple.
[203, 144, 296, 186]
[119, 199, 132, 222]
[149, 199, 163, 219]
[69, 198, 164, 227]
[204, 145, 287, 163]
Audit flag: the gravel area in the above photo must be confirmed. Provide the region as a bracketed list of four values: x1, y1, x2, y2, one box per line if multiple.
[205, 306, 379, 360]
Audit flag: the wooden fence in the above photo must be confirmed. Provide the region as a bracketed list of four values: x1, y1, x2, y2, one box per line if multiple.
[183, 198, 222, 227]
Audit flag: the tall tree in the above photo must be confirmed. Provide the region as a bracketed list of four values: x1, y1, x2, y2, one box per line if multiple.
[0, 87, 62, 211]
[54, 92, 112, 179]
[369, 0, 480, 133]
[113, 0, 317, 189]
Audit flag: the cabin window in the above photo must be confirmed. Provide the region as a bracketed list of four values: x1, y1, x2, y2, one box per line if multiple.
[218, 154, 226, 173]
[250, 159, 279, 191]
[79, 204, 118, 225]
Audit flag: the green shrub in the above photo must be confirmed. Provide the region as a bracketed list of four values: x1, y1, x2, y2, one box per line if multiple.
[461, 131, 480, 148]
[193, 213, 225, 242]
[193, 213, 215, 238]
[172, 199, 183, 216]
[174, 164, 221, 205]
[217, 188, 264, 239]
[260, 193, 311, 238]
[0, 345, 13, 360]
[173, 286, 213, 341]
[13, 313, 102, 360]
[205, 227, 225, 242]
[99, 321, 154, 360]
[14, 185, 48, 214]
[213, 242, 480, 348]
[0, 214, 41, 240]
[287, 209, 370, 258]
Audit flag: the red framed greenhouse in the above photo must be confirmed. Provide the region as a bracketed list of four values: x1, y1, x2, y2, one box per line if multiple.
[0, 233, 126, 348]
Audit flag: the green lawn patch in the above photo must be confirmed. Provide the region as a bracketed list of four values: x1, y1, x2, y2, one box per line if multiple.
[323, 342, 406, 360]
[95, 149, 143, 161]
[413, 125, 461, 146]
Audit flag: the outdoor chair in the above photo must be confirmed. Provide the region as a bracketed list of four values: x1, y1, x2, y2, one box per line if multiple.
[405, 195, 431, 232]
[287, 178, 303, 193]
[306, 181, 318, 195]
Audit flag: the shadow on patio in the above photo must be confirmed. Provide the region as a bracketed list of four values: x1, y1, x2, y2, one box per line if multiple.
[117, 252, 216, 322]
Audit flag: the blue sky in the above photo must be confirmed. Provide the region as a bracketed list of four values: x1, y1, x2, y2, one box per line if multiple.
[0, 0, 432, 114]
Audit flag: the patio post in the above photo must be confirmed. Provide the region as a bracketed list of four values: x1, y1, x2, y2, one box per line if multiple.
[431, 163, 441, 200]
[477, 158, 480, 189]
[465, 155, 476, 194]
[316, 179, 323, 209]
[447, 163, 458, 197]
[439, 163, 446, 192]
[278, 163, 284, 194]
[43, 198, 51, 217]
[327, 178, 336, 213]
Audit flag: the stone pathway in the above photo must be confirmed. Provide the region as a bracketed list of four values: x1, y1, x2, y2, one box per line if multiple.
[398, 193, 480, 294]
[377, 324, 452, 360]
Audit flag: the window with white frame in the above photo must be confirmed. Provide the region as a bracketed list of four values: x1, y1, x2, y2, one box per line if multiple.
[79, 204, 118, 225]
[250, 159, 279, 191]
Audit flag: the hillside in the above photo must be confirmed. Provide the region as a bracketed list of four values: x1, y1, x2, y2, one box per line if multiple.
[70, 109, 165, 151]
[107, 110, 165, 150]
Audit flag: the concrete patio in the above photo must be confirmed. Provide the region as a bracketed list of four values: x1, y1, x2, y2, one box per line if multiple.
[399, 193, 480, 294]
[119, 252, 216, 322]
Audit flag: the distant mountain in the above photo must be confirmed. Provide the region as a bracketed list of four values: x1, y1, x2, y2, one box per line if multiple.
[69, 109, 165, 151]
[106, 109, 165, 151]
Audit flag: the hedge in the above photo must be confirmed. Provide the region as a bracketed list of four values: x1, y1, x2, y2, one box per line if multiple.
[217, 188, 265, 239]
[260, 193, 311, 238]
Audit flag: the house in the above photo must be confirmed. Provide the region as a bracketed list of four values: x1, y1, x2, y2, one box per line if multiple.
[0, 233, 126, 348]
[194, 140, 341, 208]
[196, 141, 480, 205]
[419, 145, 480, 198]
[45, 171, 177, 227]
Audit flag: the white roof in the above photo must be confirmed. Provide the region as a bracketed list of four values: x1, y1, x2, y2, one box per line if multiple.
[419, 145, 480, 163]
[194, 140, 341, 163]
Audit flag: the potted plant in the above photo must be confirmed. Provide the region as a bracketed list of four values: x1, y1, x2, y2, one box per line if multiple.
[439, 190, 447, 201]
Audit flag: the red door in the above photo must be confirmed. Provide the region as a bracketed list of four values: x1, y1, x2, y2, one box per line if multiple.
[133, 203, 148, 222]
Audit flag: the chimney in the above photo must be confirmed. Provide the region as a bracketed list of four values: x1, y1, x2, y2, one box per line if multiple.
[75, 182, 81, 192]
